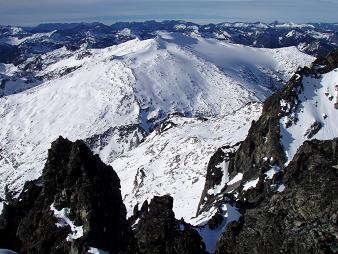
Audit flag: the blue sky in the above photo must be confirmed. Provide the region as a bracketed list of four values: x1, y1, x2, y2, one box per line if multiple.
[0, 0, 337, 26]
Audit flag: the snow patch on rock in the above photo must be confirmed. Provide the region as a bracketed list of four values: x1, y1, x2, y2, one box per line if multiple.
[242, 177, 259, 191]
[280, 68, 338, 164]
[50, 203, 83, 241]
[194, 202, 241, 253]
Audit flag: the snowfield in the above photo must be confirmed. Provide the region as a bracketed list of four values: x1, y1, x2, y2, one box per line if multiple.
[112, 103, 262, 221]
[0, 32, 314, 224]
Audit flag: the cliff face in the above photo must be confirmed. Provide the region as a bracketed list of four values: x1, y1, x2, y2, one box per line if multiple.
[215, 138, 338, 254]
[0, 136, 136, 254]
[197, 144, 239, 215]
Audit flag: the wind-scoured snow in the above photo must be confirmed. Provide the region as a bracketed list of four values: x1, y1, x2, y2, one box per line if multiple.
[0, 31, 56, 46]
[280, 68, 338, 164]
[0, 54, 139, 194]
[0, 32, 313, 215]
[0, 64, 18, 76]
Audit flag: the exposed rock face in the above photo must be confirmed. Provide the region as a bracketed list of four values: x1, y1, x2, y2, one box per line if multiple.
[197, 143, 239, 215]
[0, 136, 136, 254]
[197, 49, 338, 253]
[304, 121, 322, 139]
[215, 138, 338, 254]
[134, 195, 207, 254]
[228, 49, 338, 184]
[0, 181, 44, 252]
[197, 148, 227, 213]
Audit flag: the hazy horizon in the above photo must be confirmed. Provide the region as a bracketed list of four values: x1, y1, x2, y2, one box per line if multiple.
[1, 0, 338, 26]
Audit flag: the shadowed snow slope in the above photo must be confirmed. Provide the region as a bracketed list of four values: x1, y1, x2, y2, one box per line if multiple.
[0, 33, 314, 220]
[280, 68, 338, 164]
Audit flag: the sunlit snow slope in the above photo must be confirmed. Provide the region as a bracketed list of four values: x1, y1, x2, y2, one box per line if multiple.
[0, 32, 314, 221]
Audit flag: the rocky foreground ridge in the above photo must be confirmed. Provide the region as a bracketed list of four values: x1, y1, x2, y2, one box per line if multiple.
[0, 137, 206, 254]
[1, 136, 337, 253]
[215, 138, 338, 253]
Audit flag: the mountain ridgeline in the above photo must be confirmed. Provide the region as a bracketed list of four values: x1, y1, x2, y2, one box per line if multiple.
[1, 21, 337, 65]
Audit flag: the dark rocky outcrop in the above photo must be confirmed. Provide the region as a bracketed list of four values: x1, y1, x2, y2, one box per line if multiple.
[195, 49, 337, 214]
[128, 200, 149, 226]
[304, 121, 322, 139]
[134, 195, 207, 254]
[0, 136, 136, 254]
[215, 138, 338, 254]
[85, 124, 145, 154]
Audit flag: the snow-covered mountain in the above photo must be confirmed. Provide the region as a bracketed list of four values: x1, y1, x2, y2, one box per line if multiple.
[0, 20, 337, 254]
[1, 20, 336, 96]
[0, 31, 314, 223]
[0, 21, 337, 66]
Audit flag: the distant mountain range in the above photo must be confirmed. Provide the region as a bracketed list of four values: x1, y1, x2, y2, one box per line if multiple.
[0, 21, 337, 66]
